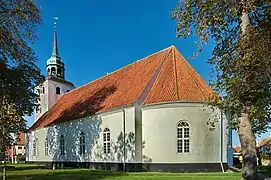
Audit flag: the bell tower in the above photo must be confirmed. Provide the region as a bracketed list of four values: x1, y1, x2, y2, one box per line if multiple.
[46, 20, 65, 79]
[34, 18, 75, 122]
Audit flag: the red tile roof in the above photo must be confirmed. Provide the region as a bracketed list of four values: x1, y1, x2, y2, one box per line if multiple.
[16, 133, 25, 145]
[258, 135, 271, 147]
[233, 146, 241, 153]
[29, 46, 214, 131]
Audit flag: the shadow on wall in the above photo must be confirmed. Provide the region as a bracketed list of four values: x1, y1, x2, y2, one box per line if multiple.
[93, 132, 152, 169]
[47, 116, 102, 164]
[46, 85, 118, 164]
[205, 107, 222, 163]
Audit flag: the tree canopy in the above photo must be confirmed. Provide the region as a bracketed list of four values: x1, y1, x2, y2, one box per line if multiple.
[0, 0, 42, 147]
[172, 0, 270, 179]
[172, 0, 271, 134]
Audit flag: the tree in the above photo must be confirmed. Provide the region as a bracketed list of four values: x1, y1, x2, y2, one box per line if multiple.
[0, 0, 42, 179]
[172, 0, 270, 179]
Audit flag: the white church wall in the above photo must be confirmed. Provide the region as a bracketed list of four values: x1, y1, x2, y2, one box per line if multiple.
[26, 130, 41, 162]
[34, 80, 74, 123]
[222, 113, 229, 163]
[91, 106, 136, 163]
[27, 106, 136, 163]
[34, 81, 49, 121]
[47, 80, 74, 110]
[141, 102, 228, 164]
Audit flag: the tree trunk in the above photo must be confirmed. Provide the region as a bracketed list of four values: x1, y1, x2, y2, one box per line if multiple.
[238, 113, 258, 180]
[238, 1, 259, 179]
[1, 146, 6, 180]
[2, 160, 6, 180]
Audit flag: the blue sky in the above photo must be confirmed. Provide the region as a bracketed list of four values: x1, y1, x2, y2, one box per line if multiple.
[25, 0, 270, 146]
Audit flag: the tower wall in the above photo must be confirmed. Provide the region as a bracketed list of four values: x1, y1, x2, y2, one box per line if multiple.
[34, 79, 74, 122]
[47, 80, 74, 110]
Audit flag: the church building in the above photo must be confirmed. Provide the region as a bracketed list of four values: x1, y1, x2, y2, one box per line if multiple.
[26, 25, 233, 172]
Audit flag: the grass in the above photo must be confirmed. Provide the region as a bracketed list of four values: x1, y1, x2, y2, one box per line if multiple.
[1, 164, 270, 180]
[0, 165, 241, 180]
[6, 169, 242, 180]
[259, 166, 271, 177]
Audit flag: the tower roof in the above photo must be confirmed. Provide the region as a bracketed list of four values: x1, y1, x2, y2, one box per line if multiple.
[29, 46, 214, 131]
[52, 28, 59, 57]
[46, 21, 63, 66]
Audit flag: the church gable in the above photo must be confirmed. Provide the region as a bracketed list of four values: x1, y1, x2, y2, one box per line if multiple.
[143, 46, 213, 104]
[175, 49, 213, 101]
[29, 45, 214, 131]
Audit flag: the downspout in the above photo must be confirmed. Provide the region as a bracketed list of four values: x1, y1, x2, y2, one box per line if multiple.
[122, 108, 126, 172]
[220, 110, 225, 173]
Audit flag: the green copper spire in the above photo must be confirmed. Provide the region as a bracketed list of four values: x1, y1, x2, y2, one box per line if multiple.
[46, 17, 65, 79]
[52, 21, 59, 57]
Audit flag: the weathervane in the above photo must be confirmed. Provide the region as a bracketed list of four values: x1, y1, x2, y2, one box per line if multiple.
[53, 17, 58, 31]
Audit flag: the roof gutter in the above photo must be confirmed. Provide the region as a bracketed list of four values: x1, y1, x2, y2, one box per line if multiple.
[220, 110, 225, 173]
[122, 108, 126, 172]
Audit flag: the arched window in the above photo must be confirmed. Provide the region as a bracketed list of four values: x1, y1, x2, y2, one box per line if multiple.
[177, 121, 190, 153]
[47, 68, 50, 73]
[56, 87, 60, 95]
[57, 68, 61, 76]
[79, 132, 85, 155]
[33, 140, 37, 156]
[35, 106, 39, 113]
[45, 138, 49, 156]
[103, 128, 110, 154]
[60, 135, 65, 155]
[51, 67, 56, 75]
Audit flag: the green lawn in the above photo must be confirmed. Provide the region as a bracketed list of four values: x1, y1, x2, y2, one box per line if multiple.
[2, 166, 241, 180]
[1, 164, 270, 180]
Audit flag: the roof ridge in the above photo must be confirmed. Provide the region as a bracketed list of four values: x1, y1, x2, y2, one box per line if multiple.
[172, 46, 180, 100]
[136, 48, 173, 104]
[66, 46, 173, 94]
[177, 51, 207, 99]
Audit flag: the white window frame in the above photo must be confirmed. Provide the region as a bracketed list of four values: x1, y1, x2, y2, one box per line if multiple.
[33, 140, 37, 156]
[177, 121, 190, 153]
[79, 132, 85, 155]
[60, 135, 65, 155]
[45, 138, 49, 156]
[103, 128, 110, 154]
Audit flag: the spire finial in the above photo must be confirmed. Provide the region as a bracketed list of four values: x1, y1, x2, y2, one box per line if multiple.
[52, 17, 59, 57]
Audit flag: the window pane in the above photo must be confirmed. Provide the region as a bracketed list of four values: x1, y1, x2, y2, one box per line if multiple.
[107, 142, 110, 153]
[103, 134, 106, 141]
[45, 147, 49, 156]
[184, 128, 189, 138]
[177, 139, 182, 153]
[103, 143, 107, 154]
[83, 145, 85, 154]
[79, 145, 82, 155]
[177, 128, 182, 138]
[184, 139, 189, 153]
[106, 133, 110, 141]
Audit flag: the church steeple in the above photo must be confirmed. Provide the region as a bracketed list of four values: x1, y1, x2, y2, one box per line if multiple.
[46, 17, 65, 79]
[52, 25, 59, 57]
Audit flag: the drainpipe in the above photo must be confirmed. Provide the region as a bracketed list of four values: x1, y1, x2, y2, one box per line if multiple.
[122, 108, 126, 172]
[220, 110, 225, 173]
